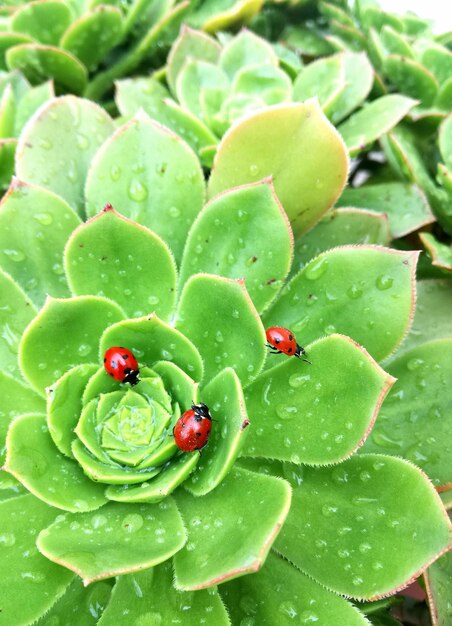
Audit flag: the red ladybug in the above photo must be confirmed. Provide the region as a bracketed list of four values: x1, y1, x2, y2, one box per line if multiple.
[103, 346, 140, 385]
[173, 403, 212, 452]
[266, 327, 311, 363]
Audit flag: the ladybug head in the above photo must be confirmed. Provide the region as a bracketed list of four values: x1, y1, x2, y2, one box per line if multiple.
[192, 402, 212, 420]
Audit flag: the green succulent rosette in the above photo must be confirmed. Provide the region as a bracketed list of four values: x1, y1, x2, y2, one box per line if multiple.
[0, 94, 450, 626]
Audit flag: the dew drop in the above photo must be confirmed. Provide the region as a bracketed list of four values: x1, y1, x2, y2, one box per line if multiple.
[322, 504, 338, 517]
[33, 212, 53, 226]
[0, 533, 16, 547]
[110, 164, 121, 181]
[122, 513, 144, 533]
[289, 373, 310, 388]
[249, 164, 260, 176]
[359, 542, 372, 553]
[91, 514, 107, 529]
[279, 601, 298, 619]
[4, 249, 25, 262]
[39, 138, 53, 150]
[347, 285, 362, 299]
[169, 206, 180, 218]
[78, 343, 92, 357]
[352, 577, 364, 586]
[128, 179, 148, 202]
[301, 611, 319, 623]
[276, 404, 299, 420]
[407, 357, 424, 371]
[376, 275, 393, 290]
[305, 257, 328, 281]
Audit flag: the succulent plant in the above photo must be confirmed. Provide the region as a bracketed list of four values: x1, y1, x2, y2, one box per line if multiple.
[0, 90, 450, 626]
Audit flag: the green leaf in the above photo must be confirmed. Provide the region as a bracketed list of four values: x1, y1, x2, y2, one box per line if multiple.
[19, 295, 125, 393]
[61, 6, 123, 71]
[292, 208, 390, 274]
[264, 247, 417, 362]
[47, 364, 98, 457]
[283, 25, 334, 57]
[208, 101, 349, 236]
[0, 179, 81, 306]
[329, 52, 374, 124]
[16, 96, 115, 218]
[383, 55, 438, 107]
[0, 83, 15, 138]
[0, 138, 16, 190]
[275, 454, 452, 599]
[98, 561, 230, 626]
[115, 77, 218, 154]
[186, 367, 249, 495]
[152, 360, 197, 411]
[219, 29, 277, 78]
[425, 551, 452, 626]
[420, 233, 452, 272]
[65, 205, 176, 320]
[37, 499, 186, 584]
[337, 182, 434, 238]
[167, 26, 221, 94]
[421, 43, 452, 86]
[439, 115, 452, 170]
[293, 54, 345, 116]
[175, 59, 229, 122]
[99, 314, 203, 382]
[0, 494, 74, 626]
[11, 1, 73, 46]
[14, 80, 54, 136]
[222, 550, 369, 626]
[440, 490, 452, 510]
[5, 414, 108, 512]
[380, 26, 414, 58]
[176, 274, 265, 387]
[0, 370, 45, 462]
[401, 280, 452, 354]
[6, 44, 87, 94]
[243, 334, 394, 464]
[338, 94, 417, 155]
[180, 180, 292, 314]
[34, 578, 111, 626]
[173, 467, 291, 589]
[85, 111, 205, 263]
[0, 33, 34, 71]
[0, 470, 26, 501]
[361, 339, 452, 488]
[191, 0, 264, 34]
[0, 267, 37, 379]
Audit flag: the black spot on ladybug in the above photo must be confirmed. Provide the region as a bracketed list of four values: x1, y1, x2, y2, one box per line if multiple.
[122, 354, 129, 359]
[103, 357, 106, 362]
[287, 347, 293, 353]
[289, 334, 293, 341]
[275, 338, 281, 344]
[196, 432, 202, 437]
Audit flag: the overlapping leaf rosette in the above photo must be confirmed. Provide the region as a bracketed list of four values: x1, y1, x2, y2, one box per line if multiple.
[0, 95, 450, 626]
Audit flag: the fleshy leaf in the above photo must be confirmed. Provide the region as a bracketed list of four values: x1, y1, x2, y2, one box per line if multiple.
[191, 0, 264, 34]
[65, 205, 176, 320]
[34, 578, 111, 626]
[401, 280, 452, 354]
[152, 360, 197, 411]
[0, 139, 16, 190]
[338, 95, 417, 155]
[361, 339, 452, 488]
[186, 367, 249, 495]
[219, 29, 278, 79]
[19, 295, 125, 393]
[16, 96, 115, 217]
[264, 246, 417, 362]
[180, 180, 293, 313]
[0, 179, 81, 306]
[85, 111, 205, 263]
[37, 499, 186, 584]
[0, 34, 34, 71]
[420, 232, 452, 271]
[0, 370, 45, 463]
[60, 6, 123, 72]
[222, 550, 369, 626]
[47, 364, 98, 457]
[383, 55, 438, 107]
[207, 101, 349, 236]
[99, 314, 203, 381]
[0, 267, 37, 379]
[5, 414, 107, 512]
[98, 561, 229, 626]
[175, 59, 229, 124]
[275, 454, 451, 599]
[293, 54, 345, 115]
[173, 466, 291, 589]
[425, 550, 452, 626]
[0, 494, 74, 626]
[292, 208, 390, 274]
[337, 182, 434, 238]
[439, 115, 452, 170]
[6, 44, 87, 95]
[243, 334, 394, 464]
[176, 274, 265, 386]
[11, 1, 73, 46]
[329, 52, 374, 124]
[14, 80, 54, 136]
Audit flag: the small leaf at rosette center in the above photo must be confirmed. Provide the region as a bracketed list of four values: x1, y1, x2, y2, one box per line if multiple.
[64, 205, 177, 321]
[243, 334, 394, 464]
[0, 494, 75, 626]
[361, 339, 452, 488]
[37, 499, 186, 584]
[5, 414, 107, 512]
[0, 179, 81, 307]
[84, 111, 205, 264]
[176, 274, 266, 387]
[16, 96, 115, 218]
[221, 550, 369, 625]
[99, 314, 203, 383]
[19, 295, 125, 394]
[97, 561, 230, 626]
[275, 454, 451, 599]
[185, 367, 250, 495]
[207, 101, 349, 236]
[180, 180, 293, 314]
[264, 246, 418, 363]
[173, 466, 291, 590]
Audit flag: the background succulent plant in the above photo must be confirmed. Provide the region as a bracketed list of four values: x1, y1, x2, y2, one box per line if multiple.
[0, 1, 450, 625]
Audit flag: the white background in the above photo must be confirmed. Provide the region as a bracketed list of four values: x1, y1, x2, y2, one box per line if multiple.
[377, 0, 452, 33]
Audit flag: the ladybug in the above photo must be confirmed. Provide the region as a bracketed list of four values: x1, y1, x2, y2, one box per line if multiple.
[103, 346, 140, 385]
[266, 327, 311, 363]
[173, 403, 212, 452]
